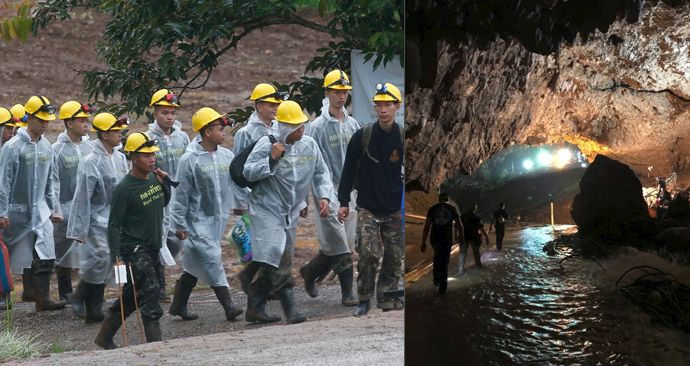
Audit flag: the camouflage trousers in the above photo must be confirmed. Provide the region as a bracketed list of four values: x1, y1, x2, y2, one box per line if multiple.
[251, 228, 296, 297]
[108, 249, 163, 321]
[355, 209, 403, 304]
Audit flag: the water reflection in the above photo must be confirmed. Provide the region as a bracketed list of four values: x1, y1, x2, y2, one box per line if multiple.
[406, 226, 690, 365]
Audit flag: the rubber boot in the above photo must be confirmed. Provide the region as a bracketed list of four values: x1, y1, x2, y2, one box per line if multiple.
[212, 286, 243, 321]
[238, 262, 260, 295]
[245, 291, 281, 323]
[34, 272, 66, 311]
[94, 311, 122, 350]
[299, 252, 331, 298]
[158, 264, 167, 302]
[353, 299, 371, 317]
[337, 267, 358, 306]
[143, 319, 162, 343]
[84, 283, 105, 323]
[55, 266, 73, 302]
[71, 281, 87, 318]
[168, 273, 198, 320]
[277, 287, 306, 324]
[21, 268, 34, 302]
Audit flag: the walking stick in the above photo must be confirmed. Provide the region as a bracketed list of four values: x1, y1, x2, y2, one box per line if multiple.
[128, 264, 146, 343]
[115, 258, 128, 347]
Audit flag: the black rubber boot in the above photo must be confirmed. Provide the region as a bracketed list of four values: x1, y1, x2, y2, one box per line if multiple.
[299, 252, 331, 298]
[71, 281, 87, 318]
[245, 291, 281, 323]
[277, 287, 306, 324]
[238, 262, 260, 295]
[143, 319, 162, 343]
[353, 299, 371, 317]
[158, 264, 167, 302]
[34, 272, 66, 311]
[168, 272, 198, 320]
[337, 267, 358, 306]
[21, 268, 34, 302]
[55, 266, 73, 302]
[212, 286, 243, 321]
[84, 283, 105, 323]
[94, 311, 122, 350]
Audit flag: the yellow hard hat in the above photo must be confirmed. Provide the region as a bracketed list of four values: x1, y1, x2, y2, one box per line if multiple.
[275, 100, 309, 125]
[25, 96, 57, 121]
[323, 69, 353, 90]
[372, 82, 402, 103]
[123, 132, 160, 154]
[92, 112, 129, 132]
[192, 107, 231, 132]
[149, 89, 180, 107]
[59, 101, 93, 120]
[249, 83, 288, 104]
[9, 104, 28, 128]
[0, 107, 15, 127]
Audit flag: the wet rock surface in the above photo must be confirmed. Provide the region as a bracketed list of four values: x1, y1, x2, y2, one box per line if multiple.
[571, 155, 650, 242]
[406, 2, 690, 192]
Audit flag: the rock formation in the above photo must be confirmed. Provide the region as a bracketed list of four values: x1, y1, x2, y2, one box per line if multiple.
[406, 1, 690, 192]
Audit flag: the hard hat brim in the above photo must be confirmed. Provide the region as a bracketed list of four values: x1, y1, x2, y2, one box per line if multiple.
[277, 116, 309, 125]
[151, 101, 180, 108]
[134, 146, 160, 153]
[372, 95, 401, 103]
[61, 111, 92, 120]
[255, 97, 284, 104]
[15, 122, 27, 128]
[326, 85, 353, 91]
[33, 112, 56, 121]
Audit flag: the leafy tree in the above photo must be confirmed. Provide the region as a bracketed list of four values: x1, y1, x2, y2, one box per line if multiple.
[2, 0, 402, 120]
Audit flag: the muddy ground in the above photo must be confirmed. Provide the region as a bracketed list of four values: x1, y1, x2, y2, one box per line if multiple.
[0, 7, 389, 359]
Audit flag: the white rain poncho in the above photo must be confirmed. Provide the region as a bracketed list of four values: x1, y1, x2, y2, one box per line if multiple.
[306, 99, 362, 253]
[51, 132, 93, 265]
[65, 139, 128, 284]
[232, 112, 277, 210]
[147, 120, 190, 265]
[244, 122, 333, 267]
[0, 128, 59, 273]
[171, 140, 238, 287]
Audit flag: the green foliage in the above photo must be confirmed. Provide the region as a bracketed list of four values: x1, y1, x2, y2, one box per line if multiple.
[0, 1, 33, 42]
[25, 0, 402, 116]
[0, 327, 41, 363]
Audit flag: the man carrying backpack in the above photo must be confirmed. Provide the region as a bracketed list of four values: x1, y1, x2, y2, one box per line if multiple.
[337, 82, 404, 317]
[421, 193, 463, 294]
[234, 83, 285, 295]
[459, 203, 490, 275]
[242, 100, 332, 324]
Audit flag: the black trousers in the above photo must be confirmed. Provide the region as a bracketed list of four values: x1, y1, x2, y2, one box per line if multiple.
[431, 239, 452, 286]
[495, 224, 505, 250]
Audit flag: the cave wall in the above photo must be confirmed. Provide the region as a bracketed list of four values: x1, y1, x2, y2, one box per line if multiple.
[406, 2, 690, 191]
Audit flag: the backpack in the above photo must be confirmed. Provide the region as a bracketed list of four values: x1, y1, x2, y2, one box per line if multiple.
[230, 135, 277, 189]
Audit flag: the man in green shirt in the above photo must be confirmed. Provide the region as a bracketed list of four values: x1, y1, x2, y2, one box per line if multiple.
[95, 132, 171, 350]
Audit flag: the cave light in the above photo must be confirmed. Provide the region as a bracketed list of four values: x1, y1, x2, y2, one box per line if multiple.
[523, 159, 535, 170]
[537, 150, 553, 167]
[554, 148, 572, 169]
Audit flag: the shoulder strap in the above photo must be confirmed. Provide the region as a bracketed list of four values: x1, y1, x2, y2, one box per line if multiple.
[361, 124, 378, 163]
[268, 135, 277, 143]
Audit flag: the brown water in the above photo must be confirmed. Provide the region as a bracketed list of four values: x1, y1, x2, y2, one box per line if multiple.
[405, 225, 690, 365]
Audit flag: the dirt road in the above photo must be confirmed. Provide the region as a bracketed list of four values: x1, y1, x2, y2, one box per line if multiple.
[12, 307, 403, 365]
